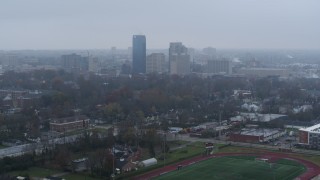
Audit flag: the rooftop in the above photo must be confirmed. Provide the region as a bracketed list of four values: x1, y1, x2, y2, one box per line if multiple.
[240, 113, 287, 122]
[51, 115, 89, 124]
[300, 123, 320, 133]
[240, 128, 281, 137]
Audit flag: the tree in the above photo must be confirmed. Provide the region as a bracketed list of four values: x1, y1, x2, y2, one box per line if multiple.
[103, 102, 122, 123]
[120, 127, 136, 146]
[87, 150, 100, 176]
[54, 145, 72, 169]
[87, 149, 113, 177]
[141, 129, 161, 158]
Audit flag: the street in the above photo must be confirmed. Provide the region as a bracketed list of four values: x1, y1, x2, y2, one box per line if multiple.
[0, 134, 81, 158]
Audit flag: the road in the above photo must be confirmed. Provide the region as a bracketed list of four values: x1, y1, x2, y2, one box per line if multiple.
[0, 134, 82, 158]
[0, 126, 110, 158]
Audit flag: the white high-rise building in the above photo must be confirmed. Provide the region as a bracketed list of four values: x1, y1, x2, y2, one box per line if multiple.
[146, 53, 165, 74]
[203, 47, 217, 58]
[0, 53, 19, 68]
[206, 59, 232, 74]
[111, 47, 117, 56]
[169, 42, 190, 75]
[88, 57, 100, 73]
[0, 65, 3, 75]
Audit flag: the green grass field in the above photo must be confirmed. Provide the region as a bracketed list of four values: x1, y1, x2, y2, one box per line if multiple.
[9, 167, 62, 177]
[154, 156, 305, 180]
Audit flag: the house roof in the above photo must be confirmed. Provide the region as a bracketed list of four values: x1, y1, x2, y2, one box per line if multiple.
[300, 123, 320, 133]
[50, 115, 89, 124]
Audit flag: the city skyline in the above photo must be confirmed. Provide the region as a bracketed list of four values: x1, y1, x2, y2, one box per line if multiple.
[1, 0, 320, 50]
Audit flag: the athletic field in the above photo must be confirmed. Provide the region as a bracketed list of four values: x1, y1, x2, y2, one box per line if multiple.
[153, 156, 305, 180]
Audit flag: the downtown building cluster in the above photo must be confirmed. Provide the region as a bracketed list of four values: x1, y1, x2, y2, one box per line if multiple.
[131, 35, 232, 76]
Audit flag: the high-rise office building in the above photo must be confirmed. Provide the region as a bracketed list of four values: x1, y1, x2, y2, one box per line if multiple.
[146, 53, 165, 74]
[0, 53, 19, 68]
[203, 47, 217, 58]
[0, 65, 3, 75]
[88, 57, 100, 73]
[132, 35, 146, 74]
[206, 59, 232, 74]
[111, 47, 117, 56]
[61, 53, 88, 72]
[169, 42, 190, 75]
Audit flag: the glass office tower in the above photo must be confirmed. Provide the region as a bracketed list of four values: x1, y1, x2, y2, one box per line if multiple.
[132, 35, 146, 74]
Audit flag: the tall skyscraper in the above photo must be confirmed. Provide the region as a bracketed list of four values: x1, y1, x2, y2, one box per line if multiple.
[111, 46, 117, 56]
[146, 53, 165, 74]
[169, 42, 190, 75]
[0, 65, 3, 75]
[88, 57, 100, 73]
[132, 35, 146, 74]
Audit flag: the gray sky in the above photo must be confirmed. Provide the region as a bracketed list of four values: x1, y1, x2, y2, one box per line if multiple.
[1, 0, 319, 50]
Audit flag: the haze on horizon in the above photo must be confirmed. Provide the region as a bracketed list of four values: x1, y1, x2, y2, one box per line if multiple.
[0, 0, 319, 50]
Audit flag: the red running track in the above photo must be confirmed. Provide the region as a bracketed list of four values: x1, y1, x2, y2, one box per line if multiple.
[133, 152, 320, 180]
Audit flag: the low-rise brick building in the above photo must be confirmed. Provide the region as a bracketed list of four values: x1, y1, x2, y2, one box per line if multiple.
[299, 123, 320, 149]
[50, 115, 90, 132]
[230, 128, 285, 143]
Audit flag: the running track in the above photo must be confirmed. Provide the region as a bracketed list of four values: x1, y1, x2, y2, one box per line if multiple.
[133, 152, 320, 180]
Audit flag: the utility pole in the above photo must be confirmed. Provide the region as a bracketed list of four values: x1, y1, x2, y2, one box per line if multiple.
[218, 103, 224, 140]
[111, 146, 115, 180]
[219, 111, 222, 139]
[163, 133, 166, 167]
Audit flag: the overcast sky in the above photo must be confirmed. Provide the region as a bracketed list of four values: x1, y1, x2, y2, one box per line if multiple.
[1, 0, 319, 50]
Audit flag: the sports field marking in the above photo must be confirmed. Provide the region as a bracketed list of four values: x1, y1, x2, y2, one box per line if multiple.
[153, 156, 305, 180]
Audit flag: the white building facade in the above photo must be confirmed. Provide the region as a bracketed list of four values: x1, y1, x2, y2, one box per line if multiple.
[146, 53, 165, 74]
[169, 42, 190, 75]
